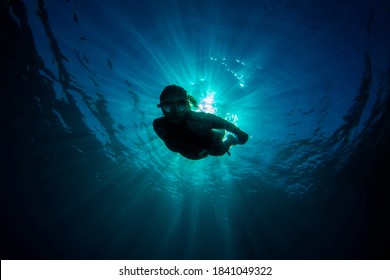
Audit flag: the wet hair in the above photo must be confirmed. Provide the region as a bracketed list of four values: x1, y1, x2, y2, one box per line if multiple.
[187, 95, 198, 108]
[159, 84, 199, 110]
[160, 85, 187, 102]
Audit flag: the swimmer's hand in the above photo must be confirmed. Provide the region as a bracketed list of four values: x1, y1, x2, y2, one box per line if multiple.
[236, 130, 249, 144]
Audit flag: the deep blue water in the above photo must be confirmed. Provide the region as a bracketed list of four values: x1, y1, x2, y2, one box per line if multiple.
[1, 0, 390, 259]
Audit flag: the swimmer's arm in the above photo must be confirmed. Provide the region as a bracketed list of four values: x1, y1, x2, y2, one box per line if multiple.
[207, 114, 249, 144]
[188, 112, 238, 133]
[207, 114, 240, 134]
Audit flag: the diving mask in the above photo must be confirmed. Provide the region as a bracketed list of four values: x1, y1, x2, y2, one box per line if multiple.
[158, 99, 187, 113]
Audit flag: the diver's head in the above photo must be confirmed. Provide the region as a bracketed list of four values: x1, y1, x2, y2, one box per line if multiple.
[158, 85, 189, 123]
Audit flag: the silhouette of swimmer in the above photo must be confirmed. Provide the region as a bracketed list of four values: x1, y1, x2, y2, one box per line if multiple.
[153, 85, 249, 160]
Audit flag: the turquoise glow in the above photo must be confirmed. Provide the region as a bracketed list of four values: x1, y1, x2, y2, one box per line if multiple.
[23, 0, 386, 196]
[11, 0, 389, 259]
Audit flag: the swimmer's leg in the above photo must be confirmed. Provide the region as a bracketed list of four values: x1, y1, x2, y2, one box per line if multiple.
[208, 134, 239, 156]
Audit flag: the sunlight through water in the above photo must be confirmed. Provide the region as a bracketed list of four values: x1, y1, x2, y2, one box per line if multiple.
[4, 0, 389, 259]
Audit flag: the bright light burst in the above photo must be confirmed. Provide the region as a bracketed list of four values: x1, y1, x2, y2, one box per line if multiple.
[197, 90, 217, 114]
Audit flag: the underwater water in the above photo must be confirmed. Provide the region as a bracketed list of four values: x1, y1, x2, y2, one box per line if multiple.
[1, 0, 390, 259]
